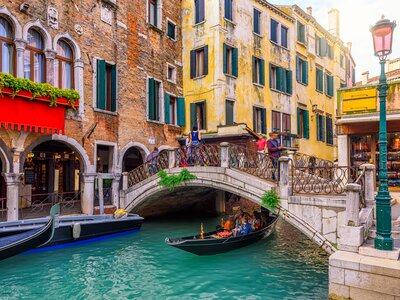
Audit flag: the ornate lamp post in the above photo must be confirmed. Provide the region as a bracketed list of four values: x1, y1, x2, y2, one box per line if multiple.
[370, 16, 396, 250]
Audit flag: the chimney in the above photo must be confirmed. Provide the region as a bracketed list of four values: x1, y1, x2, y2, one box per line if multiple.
[306, 6, 312, 16]
[361, 71, 369, 85]
[387, 58, 400, 72]
[328, 9, 340, 37]
[347, 42, 352, 53]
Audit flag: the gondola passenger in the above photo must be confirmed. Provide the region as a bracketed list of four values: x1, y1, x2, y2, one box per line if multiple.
[223, 215, 235, 231]
[234, 218, 253, 236]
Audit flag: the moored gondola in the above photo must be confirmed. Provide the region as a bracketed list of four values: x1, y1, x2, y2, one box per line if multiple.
[165, 213, 278, 255]
[0, 204, 59, 261]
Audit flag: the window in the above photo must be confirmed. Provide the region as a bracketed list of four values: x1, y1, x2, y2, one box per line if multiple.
[195, 0, 205, 24]
[282, 113, 290, 133]
[271, 19, 288, 48]
[225, 100, 234, 125]
[190, 101, 206, 130]
[190, 46, 208, 78]
[0, 17, 14, 75]
[269, 64, 292, 94]
[325, 73, 334, 97]
[315, 35, 327, 57]
[167, 20, 176, 40]
[24, 29, 45, 83]
[296, 108, 309, 139]
[167, 64, 176, 83]
[55, 40, 74, 90]
[340, 54, 344, 68]
[326, 115, 333, 145]
[316, 67, 323, 92]
[316, 114, 325, 142]
[147, 77, 161, 121]
[297, 21, 305, 44]
[253, 107, 266, 134]
[340, 81, 346, 88]
[252, 56, 265, 85]
[272, 110, 281, 132]
[296, 55, 308, 85]
[270, 19, 278, 43]
[96, 145, 114, 173]
[253, 9, 261, 35]
[223, 44, 238, 77]
[225, 0, 233, 21]
[96, 60, 117, 112]
[327, 44, 334, 60]
[148, 0, 161, 28]
[165, 94, 185, 126]
[281, 26, 288, 48]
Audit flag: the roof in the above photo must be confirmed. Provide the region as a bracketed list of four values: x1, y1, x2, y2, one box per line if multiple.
[355, 69, 400, 86]
[255, 0, 295, 23]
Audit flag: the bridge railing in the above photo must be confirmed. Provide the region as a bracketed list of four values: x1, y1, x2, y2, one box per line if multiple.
[228, 144, 278, 182]
[292, 152, 334, 168]
[175, 144, 220, 167]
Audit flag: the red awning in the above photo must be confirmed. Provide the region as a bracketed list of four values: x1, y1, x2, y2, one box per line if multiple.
[0, 89, 77, 134]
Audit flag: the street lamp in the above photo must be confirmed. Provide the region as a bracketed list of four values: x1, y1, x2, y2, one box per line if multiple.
[370, 16, 396, 251]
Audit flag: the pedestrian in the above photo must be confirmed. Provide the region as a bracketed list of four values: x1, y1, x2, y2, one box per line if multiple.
[189, 125, 202, 165]
[147, 147, 159, 175]
[267, 133, 282, 180]
[256, 135, 267, 154]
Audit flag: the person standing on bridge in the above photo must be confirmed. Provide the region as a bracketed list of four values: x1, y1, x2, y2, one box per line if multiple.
[189, 126, 202, 166]
[147, 147, 159, 175]
[267, 133, 282, 180]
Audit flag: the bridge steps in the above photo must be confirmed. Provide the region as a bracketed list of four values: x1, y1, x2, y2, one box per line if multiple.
[368, 224, 400, 240]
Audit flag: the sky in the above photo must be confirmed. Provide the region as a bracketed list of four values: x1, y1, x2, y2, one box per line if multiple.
[273, 0, 400, 81]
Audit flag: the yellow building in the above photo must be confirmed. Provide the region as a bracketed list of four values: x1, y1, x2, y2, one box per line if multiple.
[182, 1, 355, 160]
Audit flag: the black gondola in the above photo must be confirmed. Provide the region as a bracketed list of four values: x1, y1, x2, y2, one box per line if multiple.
[0, 204, 59, 261]
[165, 214, 279, 255]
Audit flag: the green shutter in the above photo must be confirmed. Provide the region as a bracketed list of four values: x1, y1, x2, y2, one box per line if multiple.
[322, 115, 326, 141]
[303, 110, 309, 139]
[96, 60, 106, 110]
[276, 67, 283, 91]
[204, 45, 209, 75]
[154, 0, 158, 26]
[329, 76, 334, 96]
[177, 97, 185, 127]
[253, 107, 257, 131]
[225, 100, 234, 125]
[110, 64, 117, 112]
[190, 50, 196, 78]
[320, 37, 327, 57]
[286, 70, 292, 94]
[164, 93, 170, 124]
[202, 101, 207, 130]
[297, 107, 301, 136]
[296, 56, 300, 82]
[252, 56, 256, 83]
[269, 63, 273, 88]
[190, 103, 196, 128]
[325, 73, 328, 95]
[232, 47, 238, 77]
[261, 108, 266, 134]
[302, 60, 308, 85]
[259, 59, 265, 86]
[223, 43, 227, 74]
[148, 78, 155, 120]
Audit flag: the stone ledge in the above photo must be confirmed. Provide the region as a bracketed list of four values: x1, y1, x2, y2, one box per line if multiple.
[359, 244, 400, 261]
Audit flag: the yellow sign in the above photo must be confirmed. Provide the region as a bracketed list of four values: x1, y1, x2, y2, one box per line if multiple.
[342, 88, 377, 113]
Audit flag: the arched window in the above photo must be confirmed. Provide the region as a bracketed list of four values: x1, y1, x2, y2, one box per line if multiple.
[0, 17, 15, 75]
[55, 40, 74, 89]
[24, 29, 45, 83]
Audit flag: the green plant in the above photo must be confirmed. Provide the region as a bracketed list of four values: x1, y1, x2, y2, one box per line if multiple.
[260, 190, 280, 212]
[158, 169, 197, 191]
[0, 72, 80, 109]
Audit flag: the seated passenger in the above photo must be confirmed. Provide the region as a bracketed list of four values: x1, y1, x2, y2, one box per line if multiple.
[236, 218, 253, 236]
[224, 215, 235, 231]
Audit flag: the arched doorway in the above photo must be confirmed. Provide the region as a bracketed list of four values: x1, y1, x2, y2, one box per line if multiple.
[122, 147, 144, 172]
[22, 141, 81, 218]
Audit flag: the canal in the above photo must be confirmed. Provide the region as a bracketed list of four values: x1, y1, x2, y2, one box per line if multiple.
[0, 216, 328, 299]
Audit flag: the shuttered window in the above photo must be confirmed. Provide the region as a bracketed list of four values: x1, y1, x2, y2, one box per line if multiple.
[96, 59, 117, 112]
[270, 64, 292, 94]
[252, 56, 264, 85]
[225, 100, 234, 125]
[270, 19, 278, 43]
[297, 107, 309, 139]
[316, 67, 323, 92]
[316, 114, 325, 142]
[253, 107, 266, 134]
[296, 55, 308, 85]
[190, 101, 206, 130]
[190, 46, 208, 78]
[272, 110, 281, 132]
[281, 26, 288, 48]
[149, 0, 158, 27]
[176, 97, 185, 127]
[326, 115, 333, 145]
[315, 35, 327, 57]
[253, 9, 261, 34]
[147, 77, 161, 121]
[325, 73, 334, 97]
[223, 44, 238, 77]
[167, 20, 176, 40]
[164, 94, 177, 125]
[297, 21, 305, 43]
[195, 0, 205, 24]
[224, 0, 233, 21]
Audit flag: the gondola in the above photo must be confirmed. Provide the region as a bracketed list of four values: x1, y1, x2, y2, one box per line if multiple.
[0, 204, 59, 261]
[165, 214, 279, 255]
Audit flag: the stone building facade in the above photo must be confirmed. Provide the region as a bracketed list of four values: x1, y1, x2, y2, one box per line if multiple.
[0, 0, 183, 221]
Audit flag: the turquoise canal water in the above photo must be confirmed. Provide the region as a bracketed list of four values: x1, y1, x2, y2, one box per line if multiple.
[0, 217, 328, 299]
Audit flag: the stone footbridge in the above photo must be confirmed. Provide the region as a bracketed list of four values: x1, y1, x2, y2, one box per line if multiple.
[121, 143, 375, 254]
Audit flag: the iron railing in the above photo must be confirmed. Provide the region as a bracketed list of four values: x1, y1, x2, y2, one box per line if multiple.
[355, 166, 366, 208]
[127, 151, 169, 187]
[19, 191, 81, 219]
[291, 165, 361, 195]
[292, 152, 334, 168]
[228, 145, 278, 181]
[175, 144, 220, 167]
[0, 197, 6, 222]
[94, 187, 113, 206]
